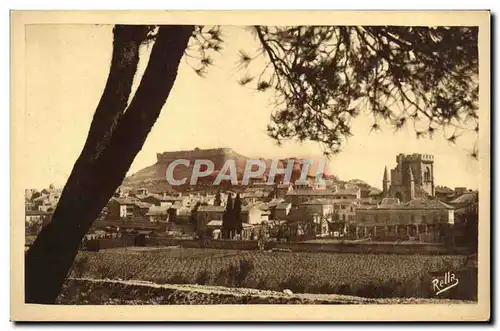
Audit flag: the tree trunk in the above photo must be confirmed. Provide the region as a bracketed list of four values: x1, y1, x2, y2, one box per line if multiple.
[81, 25, 149, 159]
[25, 25, 194, 304]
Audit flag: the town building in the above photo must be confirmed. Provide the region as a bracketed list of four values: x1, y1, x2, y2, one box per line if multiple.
[297, 199, 334, 219]
[354, 197, 454, 242]
[29, 185, 62, 212]
[106, 198, 151, 219]
[382, 153, 435, 202]
[273, 202, 292, 219]
[196, 205, 226, 232]
[145, 205, 180, 223]
[435, 186, 456, 201]
[275, 183, 294, 199]
[241, 188, 273, 204]
[241, 204, 270, 225]
[25, 210, 52, 236]
[195, 203, 269, 236]
[447, 191, 479, 230]
[284, 186, 360, 205]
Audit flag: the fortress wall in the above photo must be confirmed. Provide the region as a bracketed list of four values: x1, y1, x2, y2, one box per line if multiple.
[156, 148, 320, 178]
[157, 148, 233, 163]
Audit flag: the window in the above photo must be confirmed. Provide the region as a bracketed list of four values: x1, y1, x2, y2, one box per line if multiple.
[424, 167, 431, 182]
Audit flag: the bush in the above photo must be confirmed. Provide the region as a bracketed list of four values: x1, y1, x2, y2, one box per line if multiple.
[71, 256, 89, 278]
[214, 259, 254, 287]
[236, 259, 254, 286]
[195, 270, 210, 285]
[167, 273, 189, 284]
[279, 276, 307, 293]
[95, 264, 114, 279]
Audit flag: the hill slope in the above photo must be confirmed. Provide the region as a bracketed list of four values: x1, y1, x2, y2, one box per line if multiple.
[123, 147, 328, 192]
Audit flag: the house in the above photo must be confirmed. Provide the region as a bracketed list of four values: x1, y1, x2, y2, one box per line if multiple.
[113, 186, 131, 198]
[184, 192, 217, 207]
[298, 199, 334, 218]
[454, 187, 469, 196]
[107, 198, 133, 218]
[164, 220, 195, 237]
[25, 201, 36, 211]
[242, 204, 269, 225]
[273, 202, 292, 219]
[242, 185, 275, 201]
[285, 189, 337, 204]
[206, 220, 223, 239]
[331, 187, 361, 200]
[435, 186, 456, 201]
[206, 220, 223, 229]
[447, 192, 479, 230]
[447, 191, 478, 209]
[275, 183, 294, 199]
[241, 190, 272, 204]
[196, 205, 226, 232]
[25, 189, 38, 201]
[139, 194, 168, 206]
[332, 199, 357, 223]
[25, 210, 52, 235]
[146, 205, 170, 223]
[138, 192, 184, 206]
[31, 186, 62, 212]
[136, 188, 149, 196]
[25, 210, 51, 223]
[106, 198, 151, 219]
[354, 197, 455, 241]
[134, 201, 152, 217]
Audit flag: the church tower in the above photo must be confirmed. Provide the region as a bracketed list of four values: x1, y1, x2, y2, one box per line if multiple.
[382, 166, 390, 197]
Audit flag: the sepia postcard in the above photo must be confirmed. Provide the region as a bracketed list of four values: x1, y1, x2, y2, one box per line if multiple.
[10, 10, 490, 322]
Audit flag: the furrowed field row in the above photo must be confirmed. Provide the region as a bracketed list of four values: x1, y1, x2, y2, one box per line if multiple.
[71, 248, 469, 294]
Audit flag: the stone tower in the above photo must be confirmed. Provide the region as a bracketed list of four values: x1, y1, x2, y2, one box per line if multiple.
[385, 153, 435, 202]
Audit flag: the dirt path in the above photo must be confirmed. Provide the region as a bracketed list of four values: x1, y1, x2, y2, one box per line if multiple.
[69, 278, 475, 304]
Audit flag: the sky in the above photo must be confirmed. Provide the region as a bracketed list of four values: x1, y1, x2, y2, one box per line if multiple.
[24, 24, 480, 190]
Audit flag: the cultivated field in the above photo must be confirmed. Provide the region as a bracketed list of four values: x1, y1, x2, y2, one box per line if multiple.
[68, 247, 477, 300]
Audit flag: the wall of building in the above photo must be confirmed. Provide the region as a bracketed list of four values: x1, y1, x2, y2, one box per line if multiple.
[355, 208, 451, 226]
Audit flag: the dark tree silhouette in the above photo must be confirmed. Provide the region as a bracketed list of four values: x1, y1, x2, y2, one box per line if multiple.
[463, 198, 479, 253]
[222, 193, 233, 239]
[214, 191, 222, 206]
[29, 191, 42, 201]
[238, 26, 478, 156]
[233, 193, 243, 237]
[25, 25, 194, 303]
[25, 24, 478, 303]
